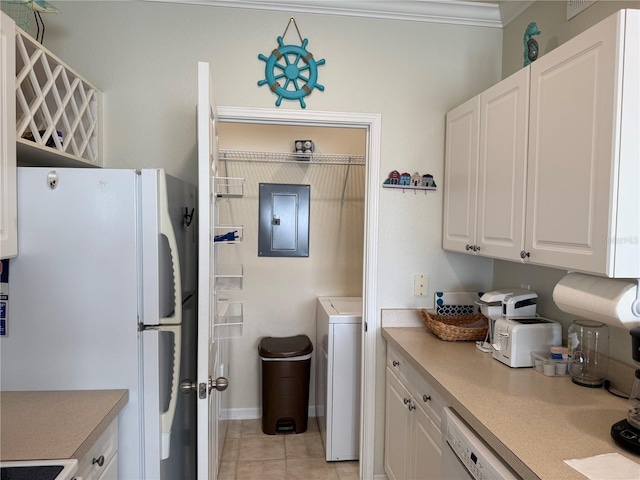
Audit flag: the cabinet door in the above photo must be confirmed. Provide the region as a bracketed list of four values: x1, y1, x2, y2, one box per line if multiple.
[409, 403, 442, 480]
[384, 367, 412, 480]
[443, 96, 480, 253]
[0, 11, 17, 259]
[476, 68, 529, 260]
[95, 452, 118, 480]
[525, 11, 622, 275]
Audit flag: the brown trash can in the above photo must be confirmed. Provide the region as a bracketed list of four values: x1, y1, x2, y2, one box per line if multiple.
[259, 335, 313, 434]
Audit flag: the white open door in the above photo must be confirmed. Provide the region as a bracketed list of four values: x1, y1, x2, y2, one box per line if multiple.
[195, 61, 224, 480]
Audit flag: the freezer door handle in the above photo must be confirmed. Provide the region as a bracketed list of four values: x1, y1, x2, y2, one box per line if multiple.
[160, 324, 181, 460]
[158, 171, 183, 326]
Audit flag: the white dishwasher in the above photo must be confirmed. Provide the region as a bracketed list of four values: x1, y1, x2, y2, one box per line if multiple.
[315, 296, 362, 461]
[442, 407, 518, 480]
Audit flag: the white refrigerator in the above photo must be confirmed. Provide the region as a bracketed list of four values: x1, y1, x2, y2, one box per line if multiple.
[0, 167, 197, 480]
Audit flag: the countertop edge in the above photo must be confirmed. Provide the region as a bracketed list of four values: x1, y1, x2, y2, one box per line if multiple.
[70, 389, 129, 460]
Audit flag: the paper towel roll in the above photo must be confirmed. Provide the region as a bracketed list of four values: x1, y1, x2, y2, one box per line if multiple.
[553, 273, 640, 330]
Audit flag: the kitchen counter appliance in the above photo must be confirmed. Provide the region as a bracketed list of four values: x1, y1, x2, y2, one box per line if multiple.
[492, 317, 562, 367]
[475, 289, 538, 353]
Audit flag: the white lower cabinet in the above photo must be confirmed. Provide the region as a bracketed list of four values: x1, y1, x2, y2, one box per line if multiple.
[74, 419, 118, 480]
[385, 346, 444, 480]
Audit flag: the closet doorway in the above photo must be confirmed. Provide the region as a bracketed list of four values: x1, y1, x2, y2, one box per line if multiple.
[217, 107, 381, 480]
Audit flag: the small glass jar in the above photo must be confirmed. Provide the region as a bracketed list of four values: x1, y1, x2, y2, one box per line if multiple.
[568, 319, 609, 387]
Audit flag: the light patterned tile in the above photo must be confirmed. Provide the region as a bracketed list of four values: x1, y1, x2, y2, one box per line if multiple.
[238, 435, 286, 461]
[335, 461, 359, 480]
[218, 461, 237, 480]
[285, 433, 325, 459]
[226, 419, 243, 439]
[236, 459, 287, 480]
[298, 417, 320, 435]
[221, 437, 239, 462]
[241, 418, 264, 437]
[286, 458, 339, 480]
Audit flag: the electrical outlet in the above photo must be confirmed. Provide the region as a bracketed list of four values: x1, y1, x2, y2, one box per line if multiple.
[414, 274, 428, 296]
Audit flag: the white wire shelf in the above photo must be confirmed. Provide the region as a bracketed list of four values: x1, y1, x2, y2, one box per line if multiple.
[219, 149, 365, 166]
[214, 302, 243, 339]
[14, 27, 101, 167]
[214, 264, 243, 291]
[213, 176, 244, 198]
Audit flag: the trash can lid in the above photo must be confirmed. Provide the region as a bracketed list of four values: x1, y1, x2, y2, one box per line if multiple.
[258, 335, 313, 358]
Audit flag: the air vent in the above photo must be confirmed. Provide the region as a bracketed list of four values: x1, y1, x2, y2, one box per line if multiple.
[567, 0, 597, 20]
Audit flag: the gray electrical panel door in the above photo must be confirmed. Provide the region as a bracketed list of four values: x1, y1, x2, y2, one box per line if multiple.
[259, 183, 310, 257]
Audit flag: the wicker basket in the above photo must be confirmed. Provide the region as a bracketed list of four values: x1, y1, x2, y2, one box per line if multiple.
[421, 309, 488, 342]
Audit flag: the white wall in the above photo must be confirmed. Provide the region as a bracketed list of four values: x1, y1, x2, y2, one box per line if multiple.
[502, 0, 640, 77]
[41, 2, 502, 473]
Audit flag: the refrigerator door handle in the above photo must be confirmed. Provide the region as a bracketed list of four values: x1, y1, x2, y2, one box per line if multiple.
[160, 324, 181, 460]
[158, 172, 183, 326]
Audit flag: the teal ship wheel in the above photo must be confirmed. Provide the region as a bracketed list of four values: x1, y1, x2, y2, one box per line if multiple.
[258, 36, 325, 108]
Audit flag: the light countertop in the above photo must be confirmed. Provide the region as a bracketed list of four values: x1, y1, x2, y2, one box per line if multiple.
[0, 389, 128, 461]
[382, 326, 640, 480]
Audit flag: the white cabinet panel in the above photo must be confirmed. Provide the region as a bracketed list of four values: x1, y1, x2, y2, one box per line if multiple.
[526, 9, 640, 277]
[477, 68, 529, 260]
[443, 96, 480, 253]
[0, 11, 17, 259]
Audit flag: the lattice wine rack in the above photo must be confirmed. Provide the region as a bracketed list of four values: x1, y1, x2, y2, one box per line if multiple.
[15, 27, 101, 166]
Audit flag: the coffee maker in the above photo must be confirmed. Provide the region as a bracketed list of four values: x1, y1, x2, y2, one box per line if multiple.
[611, 326, 640, 453]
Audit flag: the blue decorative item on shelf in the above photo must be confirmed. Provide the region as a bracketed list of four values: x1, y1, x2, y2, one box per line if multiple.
[523, 22, 541, 67]
[258, 17, 325, 108]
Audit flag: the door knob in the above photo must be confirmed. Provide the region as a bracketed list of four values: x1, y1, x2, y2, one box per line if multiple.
[180, 379, 198, 394]
[209, 376, 229, 393]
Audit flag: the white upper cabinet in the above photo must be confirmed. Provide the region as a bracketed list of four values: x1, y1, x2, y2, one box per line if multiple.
[443, 67, 529, 261]
[1, 11, 17, 259]
[525, 9, 639, 278]
[444, 9, 639, 278]
[443, 95, 480, 254]
[477, 68, 529, 260]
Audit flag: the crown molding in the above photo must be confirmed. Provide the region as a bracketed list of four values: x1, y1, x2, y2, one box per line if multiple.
[146, 0, 504, 28]
[498, 0, 534, 26]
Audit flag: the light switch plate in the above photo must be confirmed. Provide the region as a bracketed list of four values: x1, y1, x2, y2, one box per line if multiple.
[414, 274, 428, 296]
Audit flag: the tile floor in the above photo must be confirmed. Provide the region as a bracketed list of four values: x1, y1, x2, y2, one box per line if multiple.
[219, 418, 359, 480]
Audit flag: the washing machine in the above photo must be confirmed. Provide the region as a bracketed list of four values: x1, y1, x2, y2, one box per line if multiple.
[316, 296, 362, 461]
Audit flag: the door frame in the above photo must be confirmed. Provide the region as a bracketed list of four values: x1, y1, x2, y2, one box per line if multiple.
[217, 106, 380, 479]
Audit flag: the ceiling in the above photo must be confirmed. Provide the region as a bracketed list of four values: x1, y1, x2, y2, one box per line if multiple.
[145, 0, 536, 28]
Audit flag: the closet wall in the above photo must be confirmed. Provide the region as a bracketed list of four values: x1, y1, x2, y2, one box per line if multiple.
[217, 123, 366, 417]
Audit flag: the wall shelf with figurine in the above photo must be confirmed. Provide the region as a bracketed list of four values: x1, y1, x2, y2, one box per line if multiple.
[383, 170, 437, 193]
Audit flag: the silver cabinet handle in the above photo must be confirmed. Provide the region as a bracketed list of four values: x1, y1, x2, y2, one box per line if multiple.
[92, 455, 105, 467]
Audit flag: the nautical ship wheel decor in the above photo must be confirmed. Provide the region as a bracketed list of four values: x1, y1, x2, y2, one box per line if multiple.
[258, 17, 326, 108]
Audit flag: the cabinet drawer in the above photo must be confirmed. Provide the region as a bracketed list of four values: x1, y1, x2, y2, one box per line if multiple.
[75, 419, 118, 480]
[413, 374, 445, 428]
[387, 345, 414, 386]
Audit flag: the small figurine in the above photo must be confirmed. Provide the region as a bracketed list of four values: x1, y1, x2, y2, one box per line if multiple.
[523, 22, 541, 67]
